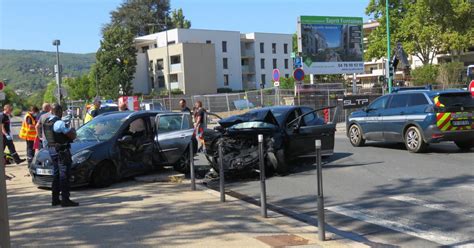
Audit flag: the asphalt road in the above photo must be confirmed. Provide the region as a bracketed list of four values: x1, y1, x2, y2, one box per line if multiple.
[212, 133, 474, 247]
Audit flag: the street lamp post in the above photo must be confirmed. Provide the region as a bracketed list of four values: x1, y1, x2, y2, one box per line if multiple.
[385, 0, 392, 93]
[53, 39, 62, 103]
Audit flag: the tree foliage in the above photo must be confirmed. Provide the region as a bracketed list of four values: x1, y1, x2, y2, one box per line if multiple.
[43, 80, 57, 104]
[64, 74, 96, 101]
[410, 64, 439, 86]
[437, 62, 465, 86]
[365, 0, 474, 65]
[106, 0, 191, 36]
[96, 25, 137, 99]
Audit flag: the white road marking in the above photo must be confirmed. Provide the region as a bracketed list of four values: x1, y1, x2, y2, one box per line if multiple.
[327, 204, 469, 246]
[389, 195, 474, 218]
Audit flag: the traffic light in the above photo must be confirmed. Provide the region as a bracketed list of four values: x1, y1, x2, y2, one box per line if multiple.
[260, 82, 265, 89]
[389, 62, 395, 78]
[378, 75, 386, 83]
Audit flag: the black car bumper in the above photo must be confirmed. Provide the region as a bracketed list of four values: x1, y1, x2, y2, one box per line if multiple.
[29, 162, 92, 188]
[424, 125, 474, 143]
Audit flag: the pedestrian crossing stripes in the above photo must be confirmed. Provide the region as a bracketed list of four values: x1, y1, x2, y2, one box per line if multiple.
[389, 195, 474, 218]
[327, 197, 473, 247]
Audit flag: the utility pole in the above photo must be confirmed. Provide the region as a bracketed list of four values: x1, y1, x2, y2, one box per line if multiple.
[0, 132, 11, 248]
[53, 39, 62, 103]
[385, 0, 392, 93]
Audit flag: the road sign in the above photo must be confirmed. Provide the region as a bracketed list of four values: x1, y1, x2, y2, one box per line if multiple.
[294, 57, 303, 69]
[273, 81, 280, 87]
[0, 92, 5, 101]
[0, 81, 4, 92]
[469, 80, 474, 96]
[293, 68, 305, 81]
[272, 69, 280, 82]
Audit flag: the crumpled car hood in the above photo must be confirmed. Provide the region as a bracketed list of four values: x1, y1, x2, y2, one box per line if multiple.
[218, 110, 279, 128]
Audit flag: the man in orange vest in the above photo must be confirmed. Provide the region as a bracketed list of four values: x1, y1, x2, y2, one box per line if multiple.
[19, 106, 39, 165]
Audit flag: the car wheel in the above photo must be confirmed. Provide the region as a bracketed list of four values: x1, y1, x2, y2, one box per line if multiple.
[454, 141, 474, 151]
[404, 126, 427, 153]
[275, 149, 289, 175]
[91, 161, 116, 188]
[173, 147, 190, 173]
[349, 124, 365, 147]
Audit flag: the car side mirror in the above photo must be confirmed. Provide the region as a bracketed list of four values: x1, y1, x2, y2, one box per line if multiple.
[118, 135, 133, 143]
[364, 107, 374, 112]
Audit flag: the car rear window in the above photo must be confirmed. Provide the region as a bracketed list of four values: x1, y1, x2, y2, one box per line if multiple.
[437, 93, 474, 107]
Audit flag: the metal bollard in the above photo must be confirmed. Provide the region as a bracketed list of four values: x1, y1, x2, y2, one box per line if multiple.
[189, 138, 196, 191]
[258, 134, 267, 218]
[218, 142, 225, 202]
[315, 139, 325, 241]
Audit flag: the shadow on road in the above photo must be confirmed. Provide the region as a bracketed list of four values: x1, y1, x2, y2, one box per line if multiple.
[365, 141, 473, 154]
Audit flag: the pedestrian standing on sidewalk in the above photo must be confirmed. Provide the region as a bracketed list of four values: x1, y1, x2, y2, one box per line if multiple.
[36, 103, 52, 149]
[179, 99, 191, 114]
[44, 104, 78, 207]
[193, 100, 206, 152]
[19, 106, 39, 165]
[34, 103, 51, 150]
[1, 104, 26, 165]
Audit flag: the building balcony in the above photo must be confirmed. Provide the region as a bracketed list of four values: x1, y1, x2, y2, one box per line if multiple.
[241, 50, 255, 58]
[242, 65, 255, 74]
[170, 63, 182, 73]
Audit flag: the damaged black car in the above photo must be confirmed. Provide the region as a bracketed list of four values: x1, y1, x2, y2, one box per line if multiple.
[203, 106, 336, 174]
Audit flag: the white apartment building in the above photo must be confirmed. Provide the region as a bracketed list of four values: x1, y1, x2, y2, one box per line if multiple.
[132, 28, 293, 95]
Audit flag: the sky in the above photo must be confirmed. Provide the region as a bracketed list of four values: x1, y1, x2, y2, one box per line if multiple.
[0, 0, 370, 54]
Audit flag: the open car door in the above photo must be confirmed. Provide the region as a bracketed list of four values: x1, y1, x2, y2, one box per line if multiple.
[287, 107, 336, 157]
[155, 113, 194, 165]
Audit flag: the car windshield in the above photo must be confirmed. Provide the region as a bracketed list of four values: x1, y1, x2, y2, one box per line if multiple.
[76, 116, 125, 142]
[438, 93, 474, 107]
[230, 121, 277, 130]
[269, 109, 288, 125]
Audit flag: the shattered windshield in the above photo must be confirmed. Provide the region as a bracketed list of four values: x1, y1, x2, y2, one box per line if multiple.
[76, 116, 125, 142]
[230, 121, 277, 130]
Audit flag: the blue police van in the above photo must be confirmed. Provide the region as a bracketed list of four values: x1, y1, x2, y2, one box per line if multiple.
[347, 87, 474, 153]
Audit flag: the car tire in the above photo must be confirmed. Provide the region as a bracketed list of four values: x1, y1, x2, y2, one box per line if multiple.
[275, 149, 289, 175]
[404, 126, 428, 153]
[349, 124, 365, 147]
[91, 161, 116, 188]
[454, 141, 474, 151]
[173, 147, 191, 173]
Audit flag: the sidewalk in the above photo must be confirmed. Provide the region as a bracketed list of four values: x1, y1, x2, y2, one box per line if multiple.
[5, 141, 366, 247]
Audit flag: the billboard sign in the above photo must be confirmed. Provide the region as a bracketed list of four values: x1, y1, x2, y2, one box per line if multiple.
[298, 16, 364, 75]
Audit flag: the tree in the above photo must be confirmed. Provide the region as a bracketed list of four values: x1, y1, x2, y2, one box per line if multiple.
[365, 0, 474, 65]
[410, 64, 439, 86]
[43, 80, 57, 104]
[96, 25, 137, 99]
[107, 0, 191, 36]
[170, 8, 191, 28]
[437, 62, 464, 86]
[65, 75, 96, 101]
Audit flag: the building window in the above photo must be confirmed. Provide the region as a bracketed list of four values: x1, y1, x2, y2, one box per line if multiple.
[158, 76, 165, 88]
[206, 40, 212, 44]
[261, 74, 266, 85]
[224, 74, 229, 86]
[223, 58, 228, 69]
[167, 41, 176, 45]
[284, 59, 289, 69]
[142, 46, 149, 53]
[149, 60, 154, 71]
[156, 59, 164, 70]
[150, 77, 155, 89]
[284, 43, 288, 54]
[260, 58, 265, 69]
[285, 74, 289, 78]
[272, 43, 276, 54]
[260, 42, 264, 53]
[222, 41, 227, 53]
[170, 74, 178, 83]
[170, 55, 180, 64]
[154, 44, 158, 48]
[273, 59, 277, 69]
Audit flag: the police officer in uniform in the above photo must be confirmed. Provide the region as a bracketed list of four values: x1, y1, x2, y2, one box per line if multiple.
[43, 104, 79, 207]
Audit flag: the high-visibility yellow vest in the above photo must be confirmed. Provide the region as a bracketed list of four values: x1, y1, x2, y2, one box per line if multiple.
[84, 105, 97, 123]
[19, 112, 37, 141]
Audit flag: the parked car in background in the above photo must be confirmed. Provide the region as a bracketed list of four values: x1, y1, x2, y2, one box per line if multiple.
[203, 106, 336, 174]
[347, 88, 474, 152]
[30, 111, 196, 188]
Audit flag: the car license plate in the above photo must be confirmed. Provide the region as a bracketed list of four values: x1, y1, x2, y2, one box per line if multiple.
[36, 168, 53, 175]
[451, 120, 471, 126]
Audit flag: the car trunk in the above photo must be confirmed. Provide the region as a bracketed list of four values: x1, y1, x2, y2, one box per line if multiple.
[434, 92, 474, 131]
